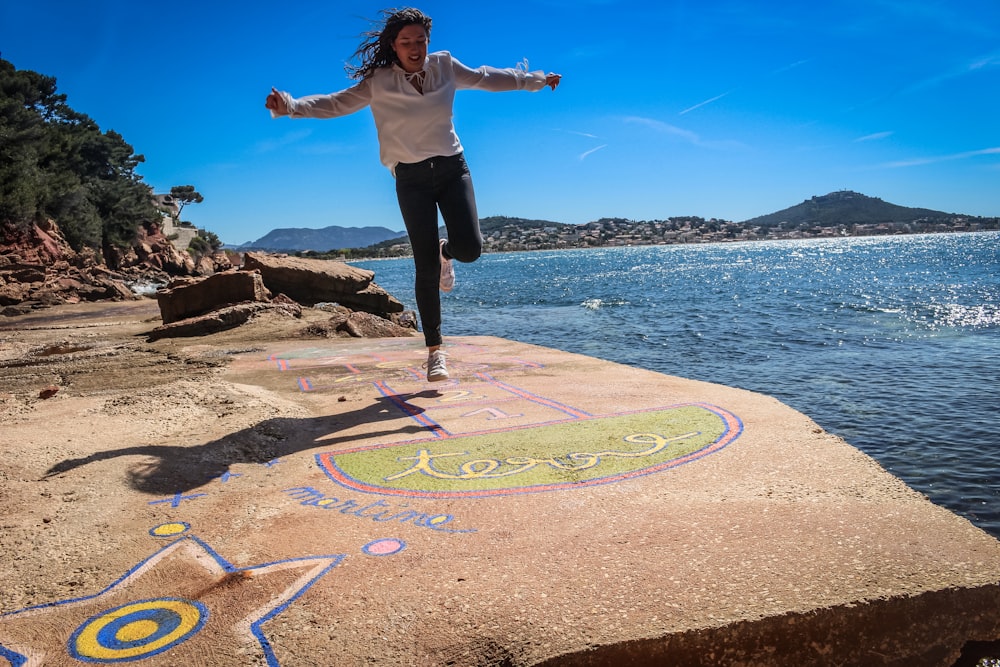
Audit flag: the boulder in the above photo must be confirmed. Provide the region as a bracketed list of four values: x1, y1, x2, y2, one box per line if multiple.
[156, 270, 272, 324]
[301, 306, 418, 339]
[146, 299, 302, 341]
[242, 252, 404, 315]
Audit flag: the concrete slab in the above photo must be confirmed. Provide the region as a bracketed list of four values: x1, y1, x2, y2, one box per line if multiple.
[2, 333, 999, 666]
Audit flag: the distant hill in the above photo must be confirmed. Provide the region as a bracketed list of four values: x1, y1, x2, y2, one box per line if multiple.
[478, 215, 572, 234]
[741, 191, 955, 228]
[238, 191, 990, 257]
[238, 225, 406, 252]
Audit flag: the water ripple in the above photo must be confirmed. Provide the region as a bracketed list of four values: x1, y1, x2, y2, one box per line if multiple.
[353, 232, 1000, 537]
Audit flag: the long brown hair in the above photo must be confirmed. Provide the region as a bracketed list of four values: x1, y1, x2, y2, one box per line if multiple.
[346, 7, 433, 81]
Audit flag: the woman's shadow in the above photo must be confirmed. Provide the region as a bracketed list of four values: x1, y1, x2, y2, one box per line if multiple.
[42, 391, 443, 495]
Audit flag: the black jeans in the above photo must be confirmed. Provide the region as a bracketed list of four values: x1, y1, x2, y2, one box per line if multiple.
[395, 152, 483, 348]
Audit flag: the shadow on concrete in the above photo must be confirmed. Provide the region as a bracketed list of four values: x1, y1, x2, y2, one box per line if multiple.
[41, 391, 442, 495]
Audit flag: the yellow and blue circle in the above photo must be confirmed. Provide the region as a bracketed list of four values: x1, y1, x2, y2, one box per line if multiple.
[148, 522, 190, 538]
[67, 598, 208, 662]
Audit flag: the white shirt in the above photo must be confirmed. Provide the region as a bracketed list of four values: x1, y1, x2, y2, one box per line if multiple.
[274, 51, 548, 173]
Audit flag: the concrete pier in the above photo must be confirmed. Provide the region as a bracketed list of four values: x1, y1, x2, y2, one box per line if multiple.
[2, 321, 998, 665]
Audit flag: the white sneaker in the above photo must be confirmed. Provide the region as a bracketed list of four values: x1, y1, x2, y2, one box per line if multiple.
[424, 349, 449, 382]
[439, 239, 455, 292]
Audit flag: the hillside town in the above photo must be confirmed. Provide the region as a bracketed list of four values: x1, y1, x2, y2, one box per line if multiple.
[363, 214, 999, 258]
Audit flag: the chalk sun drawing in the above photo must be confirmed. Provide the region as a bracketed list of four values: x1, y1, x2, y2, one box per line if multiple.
[319, 403, 742, 498]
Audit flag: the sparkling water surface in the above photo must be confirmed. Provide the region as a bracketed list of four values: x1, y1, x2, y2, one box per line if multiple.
[352, 232, 1000, 538]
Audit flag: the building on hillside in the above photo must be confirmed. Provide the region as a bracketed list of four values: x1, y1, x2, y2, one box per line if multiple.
[151, 193, 198, 249]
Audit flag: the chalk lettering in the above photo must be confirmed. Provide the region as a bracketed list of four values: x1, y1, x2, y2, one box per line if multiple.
[384, 431, 698, 482]
[281, 487, 476, 534]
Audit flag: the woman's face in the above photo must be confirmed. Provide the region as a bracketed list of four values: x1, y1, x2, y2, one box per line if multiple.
[392, 24, 429, 73]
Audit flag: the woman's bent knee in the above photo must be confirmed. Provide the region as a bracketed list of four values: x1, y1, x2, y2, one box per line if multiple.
[447, 238, 482, 263]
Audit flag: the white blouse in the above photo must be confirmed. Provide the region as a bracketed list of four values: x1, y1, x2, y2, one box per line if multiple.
[273, 51, 548, 173]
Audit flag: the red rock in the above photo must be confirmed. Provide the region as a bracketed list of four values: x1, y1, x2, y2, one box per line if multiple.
[155, 270, 272, 324]
[242, 252, 404, 315]
[38, 385, 60, 399]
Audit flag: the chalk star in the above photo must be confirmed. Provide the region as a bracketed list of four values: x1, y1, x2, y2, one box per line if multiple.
[215, 471, 242, 483]
[0, 536, 344, 666]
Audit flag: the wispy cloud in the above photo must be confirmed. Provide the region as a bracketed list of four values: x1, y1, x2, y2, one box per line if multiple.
[254, 129, 312, 153]
[556, 128, 606, 160]
[854, 131, 894, 142]
[970, 53, 1000, 70]
[679, 91, 733, 116]
[623, 116, 745, 150]
[880, 146, 1000, 168]
[769, 59, 810, 76]
[579, 144, 608, 161]
[904, 51, 1000, 94]
[678, 59, 810, 115]
[624, 117, 701, 143]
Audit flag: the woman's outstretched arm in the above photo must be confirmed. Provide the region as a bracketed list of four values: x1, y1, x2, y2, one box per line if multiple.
[265, 81, 373, 119]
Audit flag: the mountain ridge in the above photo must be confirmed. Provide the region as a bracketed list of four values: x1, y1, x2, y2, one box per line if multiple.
[236, 191, 993, 252]
[238, 225, 406, 252]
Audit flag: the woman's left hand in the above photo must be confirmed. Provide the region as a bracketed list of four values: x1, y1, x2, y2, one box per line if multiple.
[545, 73, 562, 90]
[265, 87, 288, 114]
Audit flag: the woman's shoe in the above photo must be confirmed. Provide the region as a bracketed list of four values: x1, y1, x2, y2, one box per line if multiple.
[439, 239, 455, 292]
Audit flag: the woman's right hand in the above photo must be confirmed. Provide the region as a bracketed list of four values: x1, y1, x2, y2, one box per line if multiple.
[265, 87, 288, 115]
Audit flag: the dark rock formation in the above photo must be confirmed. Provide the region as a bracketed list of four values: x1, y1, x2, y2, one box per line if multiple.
[1, 220, 136, 315]
[2, 218, 416, 343]
[1, 218, 235, 317]
[242, 252, 404, 316]
[147, 256, 415, 341]
[146, 298, 303, 341]
[156, 271, 272, 325]
[302, 305, 416, 339]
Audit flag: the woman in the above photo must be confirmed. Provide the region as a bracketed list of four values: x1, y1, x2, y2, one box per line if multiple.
[265, 7, 561, 382]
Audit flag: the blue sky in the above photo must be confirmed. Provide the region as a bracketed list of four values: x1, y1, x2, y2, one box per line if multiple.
[2, 0, 998, 245]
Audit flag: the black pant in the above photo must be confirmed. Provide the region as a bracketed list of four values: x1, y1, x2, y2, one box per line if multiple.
[395, 153, 483, 348]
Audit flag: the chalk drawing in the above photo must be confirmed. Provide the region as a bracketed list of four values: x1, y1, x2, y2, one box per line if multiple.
[67, 597, 209, 662]
[256, 340, 745, 499]
[283, 487, 476, 534]
[149, 522, 190, 538]
[0, 534, 344, 667]
[265, 342, 547, 394]
[147, 492, 207, 508]
[361, 538, 407, 557]
[319, 403, 741, 498]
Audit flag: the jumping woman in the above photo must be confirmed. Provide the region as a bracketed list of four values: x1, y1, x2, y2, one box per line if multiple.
[265, 7, 561, 381]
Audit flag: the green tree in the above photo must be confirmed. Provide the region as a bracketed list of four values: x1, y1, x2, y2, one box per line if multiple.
[188, 228, 221, 255]
[1, 56, 158, 251]
[169, 185, 204, 218]
[0, 58, 49, 228]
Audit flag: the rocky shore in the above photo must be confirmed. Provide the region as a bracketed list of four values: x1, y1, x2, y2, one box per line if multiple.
[2, 217, 416, 342]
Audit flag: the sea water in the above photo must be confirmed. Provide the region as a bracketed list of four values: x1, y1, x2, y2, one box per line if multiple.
[351, 232, 1000, 538]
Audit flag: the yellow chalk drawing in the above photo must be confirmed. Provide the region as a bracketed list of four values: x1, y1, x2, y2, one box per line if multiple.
[385, 432, 696, 481]
[320, 404, 742, 497]
[69, 598, 207, 661]
[150, 522, 190, 537]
